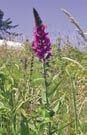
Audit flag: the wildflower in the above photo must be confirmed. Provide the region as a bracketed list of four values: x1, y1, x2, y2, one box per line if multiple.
[32, 8, 52, 61]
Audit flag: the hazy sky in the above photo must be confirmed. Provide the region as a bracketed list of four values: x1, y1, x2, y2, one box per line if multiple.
[1, 0, 87, 42]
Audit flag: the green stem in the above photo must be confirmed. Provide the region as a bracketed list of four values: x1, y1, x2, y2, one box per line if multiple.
[43, 59, 49, 106]
[43, 59, 51, 135]
[48, 122, 52, 135]
[72, 79, 78, 135]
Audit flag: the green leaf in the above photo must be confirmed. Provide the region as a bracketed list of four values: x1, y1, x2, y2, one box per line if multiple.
[20, 113, 29, 135]
[48, 80, 62, 97]
[53, 95, 65, 113]
[29, 124, 38, 135]
[41, 90, 46, 104]
[0, 101, 5, 108]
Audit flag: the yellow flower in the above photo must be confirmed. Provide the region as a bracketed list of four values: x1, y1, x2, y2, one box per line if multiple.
[71, 63, 76, 67]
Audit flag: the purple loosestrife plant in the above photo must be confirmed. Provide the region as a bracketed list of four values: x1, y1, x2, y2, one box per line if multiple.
[32, 8, 52, 61]
[32, 8, 52, 134]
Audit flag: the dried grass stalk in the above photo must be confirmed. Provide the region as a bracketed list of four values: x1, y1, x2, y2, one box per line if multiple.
[61, 8, 87, 41]
[62, 56, 85, 70]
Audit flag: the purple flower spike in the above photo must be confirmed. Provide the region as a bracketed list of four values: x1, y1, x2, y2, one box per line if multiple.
[32, 8, 52, 61]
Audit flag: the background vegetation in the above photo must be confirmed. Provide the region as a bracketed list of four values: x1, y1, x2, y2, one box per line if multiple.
[0, 35, 87, 135]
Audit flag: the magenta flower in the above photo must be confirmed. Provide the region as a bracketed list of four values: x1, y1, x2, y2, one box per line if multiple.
[32, 8, 52, 61]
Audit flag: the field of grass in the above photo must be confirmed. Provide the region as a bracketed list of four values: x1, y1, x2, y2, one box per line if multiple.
[0, 36, 87, 135]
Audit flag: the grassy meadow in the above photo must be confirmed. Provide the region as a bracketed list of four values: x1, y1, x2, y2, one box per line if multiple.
[0, 36, 87, 135]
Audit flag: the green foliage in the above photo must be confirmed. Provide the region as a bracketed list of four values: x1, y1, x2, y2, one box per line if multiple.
[0, 38, 87, 135]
